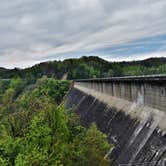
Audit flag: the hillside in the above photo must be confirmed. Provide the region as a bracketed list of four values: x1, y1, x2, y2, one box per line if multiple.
[1, 56, 166, 80]
[0, 77, 111, 165]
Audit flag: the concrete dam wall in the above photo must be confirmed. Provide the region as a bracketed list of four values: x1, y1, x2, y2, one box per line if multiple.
[65, 75, 166, 166]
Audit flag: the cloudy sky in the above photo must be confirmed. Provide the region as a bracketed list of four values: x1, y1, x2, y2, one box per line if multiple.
[1, 0, 166, 68]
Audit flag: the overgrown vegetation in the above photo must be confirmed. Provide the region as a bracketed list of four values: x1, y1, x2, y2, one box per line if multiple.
[1, 56, 166, 80]
[1, 55, 164, 165]
[0, 77, 111, 166]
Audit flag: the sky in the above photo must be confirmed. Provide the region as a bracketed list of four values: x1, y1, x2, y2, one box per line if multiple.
[1, 0, 166, 68]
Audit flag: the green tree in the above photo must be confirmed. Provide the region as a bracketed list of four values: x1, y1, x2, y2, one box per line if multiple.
[73, 124, 111, 166]
[0, 77, 112, 165]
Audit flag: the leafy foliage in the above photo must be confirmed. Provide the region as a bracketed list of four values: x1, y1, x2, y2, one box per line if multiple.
[0, 77, 111, 165]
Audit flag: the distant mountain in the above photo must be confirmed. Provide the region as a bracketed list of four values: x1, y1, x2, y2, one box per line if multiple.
[118, 57, 166, 67]
[1, 56, 166, 80]
[0, 67, 7, 71]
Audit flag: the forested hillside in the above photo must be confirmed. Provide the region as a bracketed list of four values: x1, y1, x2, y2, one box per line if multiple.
[0, 77, 111, 166]
[1, 56, 166, 80]
[1, 57, 165, 165]
[0, 56, 165, 165]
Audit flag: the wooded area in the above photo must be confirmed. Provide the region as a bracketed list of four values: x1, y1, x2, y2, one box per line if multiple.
[0, 77, 111, 165]
[1, 56, 166, 80]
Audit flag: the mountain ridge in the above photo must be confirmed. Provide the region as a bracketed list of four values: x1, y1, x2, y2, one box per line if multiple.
[1, 56, 166, 80]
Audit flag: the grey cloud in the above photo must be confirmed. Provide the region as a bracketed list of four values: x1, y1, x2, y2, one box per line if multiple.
[0, 0, 166, 68]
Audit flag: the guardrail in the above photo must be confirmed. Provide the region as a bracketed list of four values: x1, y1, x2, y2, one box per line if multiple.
[75, 74, 166, 82]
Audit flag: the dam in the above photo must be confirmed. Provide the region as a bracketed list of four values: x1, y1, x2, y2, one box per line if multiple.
[65, 75, 166, 166]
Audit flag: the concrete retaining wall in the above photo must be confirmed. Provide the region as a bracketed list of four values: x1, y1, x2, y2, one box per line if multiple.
[65, 87, 166, 166]
[75, 79, 166, 112]
[65, 76, 166, 165]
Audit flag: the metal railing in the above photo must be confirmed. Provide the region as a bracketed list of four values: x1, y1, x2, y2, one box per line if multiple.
[75, 74, 166, 82]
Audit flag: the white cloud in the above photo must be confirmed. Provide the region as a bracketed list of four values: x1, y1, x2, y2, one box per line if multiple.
[103, 51, 166, 62]
[0, 0, 166, 68]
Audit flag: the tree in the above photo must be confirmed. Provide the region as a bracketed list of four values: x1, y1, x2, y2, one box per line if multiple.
[0, 77, 112, 165]
[69, 123, 111, 166]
